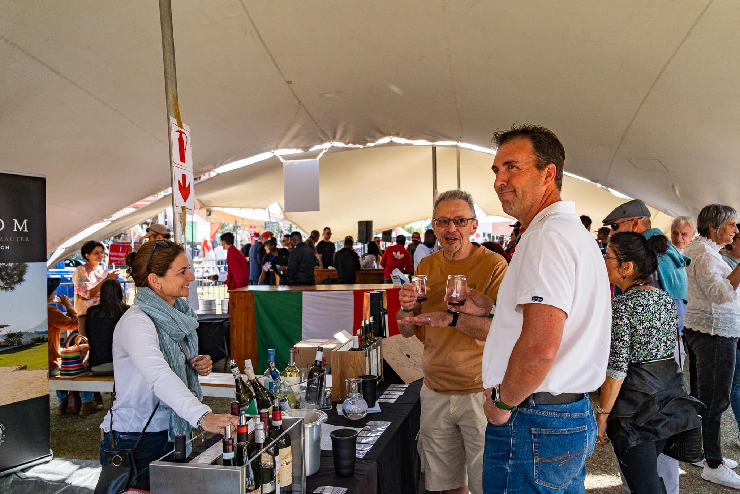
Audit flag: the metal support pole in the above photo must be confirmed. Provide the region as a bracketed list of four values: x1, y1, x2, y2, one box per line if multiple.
[432, 146, 438, 204]
[456, 147, 461, 189]
[159, 0, 184, 243]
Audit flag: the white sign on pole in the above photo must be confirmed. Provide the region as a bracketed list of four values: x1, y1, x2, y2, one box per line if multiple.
[170, 117, 192, 171]
[283, 159, 320, 212]
[169, 117, 194, 211]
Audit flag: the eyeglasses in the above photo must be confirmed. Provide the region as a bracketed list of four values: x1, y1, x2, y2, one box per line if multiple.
[432, 217, 476, 228]
[602, 253, 618, 261]
[609, 219, 632, 231]
[145, 240, 173, 273]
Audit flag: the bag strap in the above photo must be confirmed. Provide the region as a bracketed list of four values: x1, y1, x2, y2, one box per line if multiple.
[63, 332, 89, 350]
[107, 380, 160, 451]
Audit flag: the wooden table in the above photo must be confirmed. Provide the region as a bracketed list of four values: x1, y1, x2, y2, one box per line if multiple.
[228, 284, 401, 373]
[313, 268, 385, 285]
[49, 373, 235, 398]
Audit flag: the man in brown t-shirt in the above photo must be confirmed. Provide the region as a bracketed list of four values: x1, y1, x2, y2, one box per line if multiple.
[397, 189, 507, 494]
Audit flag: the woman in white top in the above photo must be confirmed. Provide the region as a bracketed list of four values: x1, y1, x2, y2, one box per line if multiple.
[361, 240, 381, 268]
[73, 240, 119, 336]
[682, 205, 740, 488]
[99, 240, 236, 490]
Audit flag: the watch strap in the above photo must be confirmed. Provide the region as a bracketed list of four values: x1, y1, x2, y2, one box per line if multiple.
[449, 310, 460, 327]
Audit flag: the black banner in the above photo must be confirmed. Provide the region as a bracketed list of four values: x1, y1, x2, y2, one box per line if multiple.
[0, 172, 46, 263]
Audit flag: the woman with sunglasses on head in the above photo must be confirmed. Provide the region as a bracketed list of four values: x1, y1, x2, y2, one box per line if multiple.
[596, 232, 701, 494]
[73, 240, 119, 337]
[99, 240, 237, 490]
[682, 205, 740, 488]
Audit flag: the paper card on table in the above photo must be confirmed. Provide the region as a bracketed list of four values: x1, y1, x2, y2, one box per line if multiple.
[356, 443, 373, 451]
[378, 398, 397, 403]
[357, 436, 378, 444]
[314, 488, 348, 494]
[382, 334, 424, 383]
[388, 384, 409, 389]
[320, 424, 362, 450]
[382, 391, 404, 396]
[367, 421, 391, 428]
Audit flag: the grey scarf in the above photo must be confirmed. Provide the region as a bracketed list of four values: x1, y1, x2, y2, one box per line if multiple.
[134, 287, 201, 450]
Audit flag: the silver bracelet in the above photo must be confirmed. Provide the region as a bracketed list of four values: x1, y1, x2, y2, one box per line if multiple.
[196, 411, 209, 429]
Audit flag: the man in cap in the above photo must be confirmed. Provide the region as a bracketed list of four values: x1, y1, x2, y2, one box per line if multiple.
[144, 224, 199, 311]
[408, 232, 422, 258]
[602, 199, 693, 493]
[248, 232, 270, 285]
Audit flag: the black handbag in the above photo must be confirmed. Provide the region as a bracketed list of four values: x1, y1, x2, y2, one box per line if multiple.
[94, 383, 159, 494]
[663, 425, 704, 463]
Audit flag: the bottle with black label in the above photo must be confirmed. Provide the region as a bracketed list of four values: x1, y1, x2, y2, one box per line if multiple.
[305, 347, 325, 407]
[244, 359, 273, 414]
[174, 434, 186, 463]
[237, 415, 258, 492]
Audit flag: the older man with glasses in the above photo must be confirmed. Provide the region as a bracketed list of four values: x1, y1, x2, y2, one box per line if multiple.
[601, 200, 693, 494]
[396, 189, 508, 494]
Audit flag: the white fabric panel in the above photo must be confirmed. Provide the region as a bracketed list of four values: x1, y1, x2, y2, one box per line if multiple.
[301, 291, 354, 341]
[283, 159, 320, 213]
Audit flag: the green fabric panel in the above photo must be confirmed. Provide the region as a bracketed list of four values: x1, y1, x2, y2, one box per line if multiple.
[253, 291, 303, 374]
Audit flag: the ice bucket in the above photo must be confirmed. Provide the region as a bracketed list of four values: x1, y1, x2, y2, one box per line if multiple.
[284, 408, 327, 476]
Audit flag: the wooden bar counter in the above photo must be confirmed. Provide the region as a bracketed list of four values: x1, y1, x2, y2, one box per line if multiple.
[313, 268, 385, 285]
[228, 284, 401, 373]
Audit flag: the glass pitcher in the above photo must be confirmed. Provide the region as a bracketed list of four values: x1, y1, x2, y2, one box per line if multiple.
[342, 378, 368, 420]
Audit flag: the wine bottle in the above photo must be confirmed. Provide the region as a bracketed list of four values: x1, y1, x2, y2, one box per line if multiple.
[270, 400, 292, 493]
[222, 424, 235, 467]
[271, 369, 297, 409]
[282, 348, 300, 393]
[305, 347, 326, 407]
[263, 348, 276, 389]
[270, 401, 281, 493]
[174, 434, 186, 463]
[236, 414, 248, 465]
[230, 359, 258, 415]
[256, 422, 274, 493]
[244, 359, 273, 414]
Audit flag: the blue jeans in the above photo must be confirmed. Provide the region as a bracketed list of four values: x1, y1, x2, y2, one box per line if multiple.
[100, 430, 174, 490]
[483, 395, 595, 493]
[56, 390, 94, 404]
[730, 344, 740, 432]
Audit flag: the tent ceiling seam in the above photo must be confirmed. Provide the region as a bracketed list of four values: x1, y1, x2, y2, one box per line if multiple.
[603, 0, 714, 184]
[237, 0, 330, 141]
[441, 0, 463, 140]
[0, 34, 165, 148]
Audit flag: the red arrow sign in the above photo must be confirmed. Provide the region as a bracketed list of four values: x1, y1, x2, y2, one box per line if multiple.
[177, 173, 191, 202]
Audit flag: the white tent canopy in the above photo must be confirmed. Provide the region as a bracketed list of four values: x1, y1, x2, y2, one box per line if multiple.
[2, 1, 737, 254]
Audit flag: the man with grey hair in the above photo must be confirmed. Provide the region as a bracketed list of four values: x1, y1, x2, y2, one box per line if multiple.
[396, 189, 508, 494]
[671, 215, 696, 253]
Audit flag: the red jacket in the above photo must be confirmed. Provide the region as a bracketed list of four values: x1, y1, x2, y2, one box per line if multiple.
[226, 245, 249, 290]
[380, 244, 413, 279]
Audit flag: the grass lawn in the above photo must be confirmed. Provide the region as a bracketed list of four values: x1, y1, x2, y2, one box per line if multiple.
[0, 342, 48, 370]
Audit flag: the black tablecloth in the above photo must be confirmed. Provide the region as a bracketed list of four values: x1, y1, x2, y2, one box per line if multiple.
[196, 314, 230, 363]
[306, 456, 378, 493]
[320, 379, 422, 494]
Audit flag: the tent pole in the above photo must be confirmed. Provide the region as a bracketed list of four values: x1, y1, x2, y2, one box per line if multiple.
[432, 146, 438, 204]
[158, 0, 184, 243]
[456, 147, 461, 189]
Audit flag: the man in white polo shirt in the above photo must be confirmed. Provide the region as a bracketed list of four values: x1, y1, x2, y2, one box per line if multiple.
[458, 125, 611, 493]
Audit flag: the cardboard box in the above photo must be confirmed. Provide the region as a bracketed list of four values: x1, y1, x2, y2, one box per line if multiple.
[292, 339, 341, 370]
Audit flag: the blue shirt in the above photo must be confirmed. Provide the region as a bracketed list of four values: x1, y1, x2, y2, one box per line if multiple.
[248, 242, 266, 283]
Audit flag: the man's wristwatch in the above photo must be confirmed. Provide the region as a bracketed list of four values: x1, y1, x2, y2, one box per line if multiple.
[492, 384, 517, 411]
[448, 310, 459, 327]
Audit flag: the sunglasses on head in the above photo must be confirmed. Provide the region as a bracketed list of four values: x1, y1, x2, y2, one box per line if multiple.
[145, 240, 173, 273]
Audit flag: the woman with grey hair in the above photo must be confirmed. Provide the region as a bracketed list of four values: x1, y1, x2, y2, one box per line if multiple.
[670, 215, 696, 253]
[682, 204, 740, 489]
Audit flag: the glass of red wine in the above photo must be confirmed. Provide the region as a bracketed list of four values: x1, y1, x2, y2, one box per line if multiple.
[413, 275, 429, 302]
[446, 274, 467, 307]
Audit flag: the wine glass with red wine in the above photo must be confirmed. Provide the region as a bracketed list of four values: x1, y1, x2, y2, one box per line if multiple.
[413, 275, 429, 302]
[446, 274, 467, 307]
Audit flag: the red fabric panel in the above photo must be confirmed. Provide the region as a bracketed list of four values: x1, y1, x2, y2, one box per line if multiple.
[351, 288, 400, 337]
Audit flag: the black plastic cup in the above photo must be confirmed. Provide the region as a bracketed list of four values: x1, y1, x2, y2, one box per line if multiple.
[330, 428, 358, 477]
[360, 375, 377, 408]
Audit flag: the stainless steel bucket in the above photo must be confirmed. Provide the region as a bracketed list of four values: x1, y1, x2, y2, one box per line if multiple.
[284, 408, 327, 476]
[198, 298, 216, 314]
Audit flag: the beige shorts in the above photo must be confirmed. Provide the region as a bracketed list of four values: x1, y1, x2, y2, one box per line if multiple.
[418, 383, 487, 494]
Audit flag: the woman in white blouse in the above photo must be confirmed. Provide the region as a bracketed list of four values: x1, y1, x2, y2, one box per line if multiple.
[682, 205, 740, 489]
[99, 240, 237, 490]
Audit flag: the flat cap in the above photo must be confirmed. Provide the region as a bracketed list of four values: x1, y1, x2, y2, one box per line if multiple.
[602, 199, 650, 224]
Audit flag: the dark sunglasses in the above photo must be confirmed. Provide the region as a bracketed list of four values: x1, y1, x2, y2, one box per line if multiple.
[609, 219, 632, 231]
[145, 240, 173, 273]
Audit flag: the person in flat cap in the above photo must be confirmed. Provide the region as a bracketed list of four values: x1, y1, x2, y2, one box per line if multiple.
[142, 224, 172, 241]
[601, 199, 692, 494]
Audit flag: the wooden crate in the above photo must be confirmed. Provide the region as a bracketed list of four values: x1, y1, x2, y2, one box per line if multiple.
[330, 339, 383, 402]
